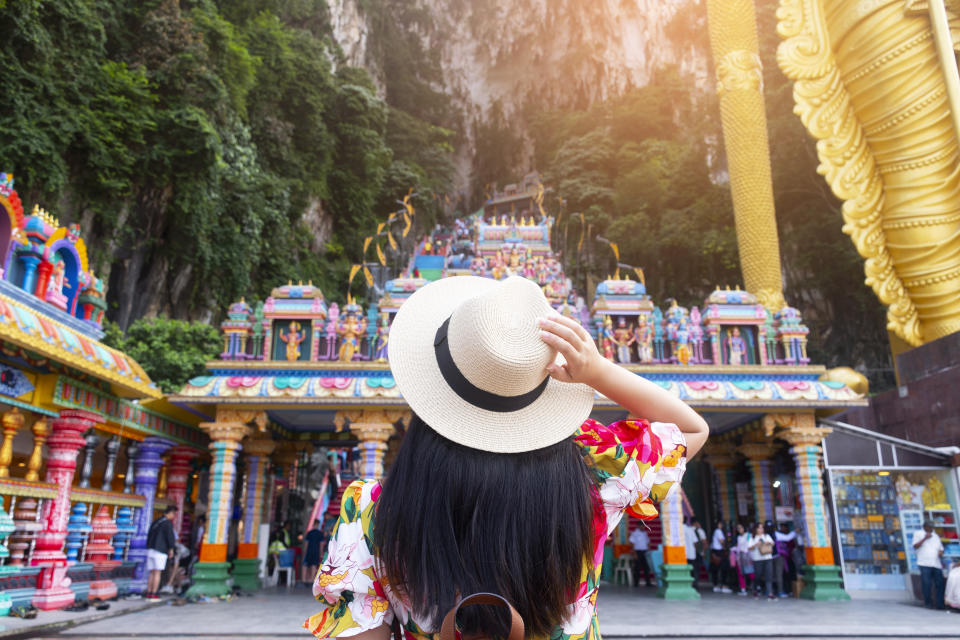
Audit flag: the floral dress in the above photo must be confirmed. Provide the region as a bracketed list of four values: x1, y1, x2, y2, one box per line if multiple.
[304, 418, 687, 640]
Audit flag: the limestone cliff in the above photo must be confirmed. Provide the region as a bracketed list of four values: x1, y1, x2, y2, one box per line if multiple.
[328, 0, 707, 186]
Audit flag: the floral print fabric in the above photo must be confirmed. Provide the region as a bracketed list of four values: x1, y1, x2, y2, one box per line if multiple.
[304, 418, 687, 640]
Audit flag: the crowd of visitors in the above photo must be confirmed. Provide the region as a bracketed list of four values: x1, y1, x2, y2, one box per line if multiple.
[657, 517, 807, 599]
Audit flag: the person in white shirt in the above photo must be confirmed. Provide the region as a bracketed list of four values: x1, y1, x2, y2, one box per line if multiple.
[709, 522, 732, 593]
[912, 520, 946, 609]
[748, 522, 776, 599]
[628, 526, 653, 586]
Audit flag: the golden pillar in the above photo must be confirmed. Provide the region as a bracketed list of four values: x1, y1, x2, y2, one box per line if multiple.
[706, 0, 786, 312]
[25, 417, 49, 482]
[0, 408, 24, 478]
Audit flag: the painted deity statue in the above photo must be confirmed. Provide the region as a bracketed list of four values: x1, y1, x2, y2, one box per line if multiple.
[613, 317, 634, 364]
[337, 312, 366, 362]
[536, 256, 548, 285]
[727, 327, 747, 366]
[634, 315, 653, 363]
[509, 248, 521, 271]
[279, 321, 307, 361]
[491, 251, 506, 280]
[373, 314, 390, 362]
[675, 318, 691, 365]
[600, 316, 616, 361]
[523, 258, 536, 280]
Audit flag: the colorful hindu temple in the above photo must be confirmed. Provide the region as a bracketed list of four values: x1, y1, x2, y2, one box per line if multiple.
[0, 172, 207, 613]
[165, 174, 960, 604]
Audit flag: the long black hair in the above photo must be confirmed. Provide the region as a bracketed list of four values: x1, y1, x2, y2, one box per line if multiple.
[373, 414, 597, 637]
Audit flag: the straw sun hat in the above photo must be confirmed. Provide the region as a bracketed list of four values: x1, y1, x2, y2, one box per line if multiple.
[388, 275, 595, 453]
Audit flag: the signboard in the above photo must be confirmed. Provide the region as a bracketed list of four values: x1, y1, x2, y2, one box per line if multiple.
[900, 508, 924, 573]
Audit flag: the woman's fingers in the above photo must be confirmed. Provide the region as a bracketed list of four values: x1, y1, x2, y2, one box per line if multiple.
[549, 313, 592, 343]
[538, 316, 583, 350]
[539, 329, 581, 365]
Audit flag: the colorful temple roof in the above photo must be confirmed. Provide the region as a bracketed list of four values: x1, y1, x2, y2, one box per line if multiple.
[172, 177, 867, 433]
[0, 172, 161, 401]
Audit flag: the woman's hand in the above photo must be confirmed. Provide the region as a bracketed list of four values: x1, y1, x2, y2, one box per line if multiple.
[537, 312, 710, 458]
[537, 313, 608, 386]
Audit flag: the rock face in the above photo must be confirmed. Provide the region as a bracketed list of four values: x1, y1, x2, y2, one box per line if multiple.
[328, 0, 705, 179]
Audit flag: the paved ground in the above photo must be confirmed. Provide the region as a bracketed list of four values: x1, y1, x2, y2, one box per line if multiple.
[4, 584, 956, 639]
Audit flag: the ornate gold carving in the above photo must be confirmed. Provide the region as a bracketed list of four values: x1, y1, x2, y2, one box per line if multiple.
[707, 0, 786, 312]
[777, 0, 960, 344]
[215, 408, 267, 432]
[716, 50, 764, 96]
[762, 412, 830, 446]
[199, 421, 252, 443]
[243, 435, 277, 458]
[25, 417, 49, 482]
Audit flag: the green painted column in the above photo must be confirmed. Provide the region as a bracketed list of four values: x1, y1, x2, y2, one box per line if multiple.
[657, 489, 699, 600]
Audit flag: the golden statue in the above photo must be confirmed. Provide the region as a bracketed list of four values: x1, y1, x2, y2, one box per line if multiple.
[278, 321, 306, 361]
[337, 313, 366, 362]
[777, 0, 960, 345]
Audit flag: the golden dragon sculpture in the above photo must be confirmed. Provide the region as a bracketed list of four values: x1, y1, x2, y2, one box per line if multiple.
[777, 0, 960, 345]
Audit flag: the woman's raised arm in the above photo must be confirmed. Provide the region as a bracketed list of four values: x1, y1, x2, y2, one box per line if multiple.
[539, 313, 709, 459]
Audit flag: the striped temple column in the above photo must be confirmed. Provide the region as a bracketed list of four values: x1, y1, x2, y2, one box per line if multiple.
[128, 436, 173, 594]
[187, 421, 251, 597]
[166, 446, 200, 541]
[339, 410, 409, 480]
[704, 440, 738, 527]
[739, 439, 775, 524]
[32, 409, 103, 611]
[766, 413, 849, 600]
[657, 488, 699, 600]
[232, 435, 275, 591]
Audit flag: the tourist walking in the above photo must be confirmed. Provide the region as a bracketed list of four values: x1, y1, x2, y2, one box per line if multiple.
[304, 276, 709, 640]
[629, 525, 653, 587]
[913, 520, 946, 609]
[302, 519, 326, 585]
[710, 521, 731, 593]
[145, 505, 178, 600]
[734, 523, 753, 595]
[748, 522, 776, 600]
[775, 522, 797, 597]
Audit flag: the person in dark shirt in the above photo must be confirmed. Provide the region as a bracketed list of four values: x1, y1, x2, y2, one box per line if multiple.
[302, 519, 326, 584]
[145, 505, 178, 599]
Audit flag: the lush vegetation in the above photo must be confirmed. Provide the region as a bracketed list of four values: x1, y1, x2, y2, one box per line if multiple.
[103, 317, 221, 393]
[0, 0, 894, 389]
[0, 0, 455, 329]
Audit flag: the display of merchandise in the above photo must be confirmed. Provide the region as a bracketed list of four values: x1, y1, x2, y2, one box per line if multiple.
[833, 472, 907, 577]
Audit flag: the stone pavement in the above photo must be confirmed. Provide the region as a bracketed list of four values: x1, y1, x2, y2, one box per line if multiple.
[11, 585, 958, 639]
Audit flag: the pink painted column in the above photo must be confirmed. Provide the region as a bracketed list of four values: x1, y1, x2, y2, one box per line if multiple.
[32, 409, 103, 610]
[166, 446, 200, 539]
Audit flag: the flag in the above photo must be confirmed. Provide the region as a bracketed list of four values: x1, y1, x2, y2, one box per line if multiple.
[634, 267, 646, 286]
[377, 222, 385, 234]
[348, 264, 362, 287]
[402, 211, 412, 237]
[388, 212, 397, 223]
[577, 215, 586, 253]
[363, 266, 374, 287]
[387, 231, 397, 251]
[363, 236, 372, 256]
[376, 242, 386, 266]
[609, 242, 620, 261]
